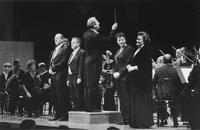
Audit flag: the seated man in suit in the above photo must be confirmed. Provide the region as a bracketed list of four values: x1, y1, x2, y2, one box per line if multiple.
[153, 54, 182, 127]
[0, 63, 11, 114]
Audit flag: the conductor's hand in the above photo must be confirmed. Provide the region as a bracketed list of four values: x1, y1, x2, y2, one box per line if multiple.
[26, 92, 31, 98]
[77, 78, 81, 84]
[113, 72, 120, 79]
[67, 81, 70, 87]
[112, 23, 118, 30]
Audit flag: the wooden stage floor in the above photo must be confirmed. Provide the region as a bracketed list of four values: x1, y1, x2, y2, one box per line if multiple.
[0, 114, 189, 130]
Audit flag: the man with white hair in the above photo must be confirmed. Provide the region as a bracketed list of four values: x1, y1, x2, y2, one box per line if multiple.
[49, 33, 72, 121]
[82, 17, 117, 112]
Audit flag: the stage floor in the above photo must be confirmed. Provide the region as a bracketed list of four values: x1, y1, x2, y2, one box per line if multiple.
[0, 114, 189, 130]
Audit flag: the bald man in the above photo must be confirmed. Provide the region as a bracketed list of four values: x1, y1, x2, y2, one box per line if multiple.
[153, 54, 182, 127]
[49, 33, 72, 121]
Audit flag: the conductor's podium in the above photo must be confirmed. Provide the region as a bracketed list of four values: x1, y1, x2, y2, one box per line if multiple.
[69, 111, 122, 124]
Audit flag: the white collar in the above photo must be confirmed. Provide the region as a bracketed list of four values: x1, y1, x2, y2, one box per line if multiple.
[73, 47, 80, 54]
[3, 71, 8, 79]
[90, 29, 99, 34]
[138, 44, 144, 49]
[55, 43, 64, 50]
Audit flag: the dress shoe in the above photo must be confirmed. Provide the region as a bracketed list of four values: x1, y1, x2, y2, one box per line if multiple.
[59, 116, 68, 121]
[49, 117, 61, 121]
[117, 121, 124, 125]
[173, 122, 179, 127]
[163, 120, 168, 125]
[123, 121, 130, 125]
[117, 121, 129, 125]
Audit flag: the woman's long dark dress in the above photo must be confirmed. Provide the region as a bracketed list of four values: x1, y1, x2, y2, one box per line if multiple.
[127, 45, 154, 128]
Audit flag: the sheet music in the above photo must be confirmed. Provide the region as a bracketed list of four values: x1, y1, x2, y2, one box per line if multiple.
[175, 66, 192, 83]
[180, 67, 192, 83]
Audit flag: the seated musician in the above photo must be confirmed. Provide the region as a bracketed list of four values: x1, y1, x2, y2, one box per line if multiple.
[153, 54, 182, 127]
[37, 62, 53, 115]
[156, 55, 164, 68]
[101, 50, 116, 111]
[173, 47, 194, 67]
[0, 63, 11, 114]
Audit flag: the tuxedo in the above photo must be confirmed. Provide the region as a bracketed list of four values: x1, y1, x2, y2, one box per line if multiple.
[67, 48, 85, 110]
[49, 43, 71, 119]
[113, 44, 134, 123]
[82, 29, 115, 111]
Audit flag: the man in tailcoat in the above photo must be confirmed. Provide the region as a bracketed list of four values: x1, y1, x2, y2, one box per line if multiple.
[49, 34, 71, 121]
[67, 37, 85, 111]
[82, 17, 117, 111]
[113, 32, 134, 125]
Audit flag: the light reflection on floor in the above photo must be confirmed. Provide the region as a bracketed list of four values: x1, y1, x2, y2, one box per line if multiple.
[0, 114, 190, 130]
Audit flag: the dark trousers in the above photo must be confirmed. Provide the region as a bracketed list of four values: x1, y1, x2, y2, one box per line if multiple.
[0, 95, 7, 113]
[103, 87, 116, 111]
[116, 80, 130, 122]
[27, 93, 41, 117]
[169, 101, 178, 124]
[8, 95, 24, 115]
[68, 74, 84, 111]
[51, 70, 70, 119]
[84, 86, 102, 112]
[157, 100, 178, 124]
[40, 90, 53, 114]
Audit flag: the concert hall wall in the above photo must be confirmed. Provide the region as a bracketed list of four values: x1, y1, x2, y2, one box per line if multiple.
[0, 41, 34, 72]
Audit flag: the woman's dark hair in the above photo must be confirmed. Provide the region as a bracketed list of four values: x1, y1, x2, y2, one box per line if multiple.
[116, 32, 126, 39]
[137, 31, 151, 44]
[26, 60, 36, 71]
[13, 59, 22, 67]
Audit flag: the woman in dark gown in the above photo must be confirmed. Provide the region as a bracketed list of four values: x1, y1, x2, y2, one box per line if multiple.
[126, 31, 154, 128]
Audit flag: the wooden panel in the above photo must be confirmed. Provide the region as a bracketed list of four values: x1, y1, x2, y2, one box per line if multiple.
[0, 41, 34, 72]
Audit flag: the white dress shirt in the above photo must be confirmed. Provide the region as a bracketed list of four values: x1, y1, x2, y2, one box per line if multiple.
[133, 44, 144, 57]
[68, 47, 80, 74]
[52, 43, 64, 60]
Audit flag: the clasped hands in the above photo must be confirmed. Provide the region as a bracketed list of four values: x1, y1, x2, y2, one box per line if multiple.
[67, 78, 81, 87]
[112, 23, 118, 30]
[126, 64, 138, 72]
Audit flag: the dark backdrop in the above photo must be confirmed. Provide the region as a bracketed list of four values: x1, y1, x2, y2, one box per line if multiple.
[5, 0, 200, 65]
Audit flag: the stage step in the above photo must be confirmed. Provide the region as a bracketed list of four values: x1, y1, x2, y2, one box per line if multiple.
[69, 111, 122, 124]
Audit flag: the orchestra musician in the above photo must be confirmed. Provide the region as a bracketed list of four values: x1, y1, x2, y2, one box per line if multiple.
[172, 47, 194, 67]
[24, 60, 42, 118]
[37, 62, 53, 116]
[155, 55, 164, 69]
[7, 59, 31, 116]
[0, 63, 11, 114]
[101, 50, 116, 111]
[153, 54, 182, 127]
